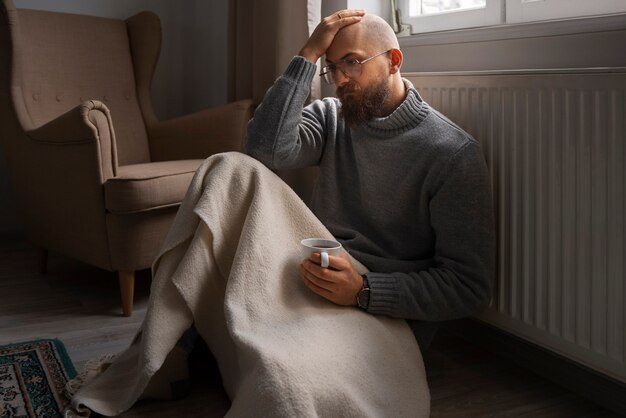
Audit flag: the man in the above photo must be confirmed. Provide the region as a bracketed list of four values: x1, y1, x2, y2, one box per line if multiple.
[68, 13, 478, 416]
[246, 10, 496, 349]
[69, 13, 466, 417]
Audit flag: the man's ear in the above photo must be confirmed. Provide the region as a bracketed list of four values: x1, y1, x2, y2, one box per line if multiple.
[389, 48, 403, 74]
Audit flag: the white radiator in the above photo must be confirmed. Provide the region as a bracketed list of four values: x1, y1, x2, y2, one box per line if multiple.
[406, 70, 626, 383]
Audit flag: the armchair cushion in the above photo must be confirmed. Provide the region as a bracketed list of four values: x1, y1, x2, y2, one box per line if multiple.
[105, 159, 203, 214]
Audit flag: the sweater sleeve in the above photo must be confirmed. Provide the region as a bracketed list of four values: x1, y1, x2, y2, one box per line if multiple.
[245, 56, 329, 170]
[364, 142, 496, 321]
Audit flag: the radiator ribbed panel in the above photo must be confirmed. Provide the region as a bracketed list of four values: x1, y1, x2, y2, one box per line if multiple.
[407, 73, 626, 382]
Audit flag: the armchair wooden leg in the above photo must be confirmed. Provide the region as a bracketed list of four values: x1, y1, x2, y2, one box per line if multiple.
[38, 248, 48, 275]
[118, 270, 135, 317]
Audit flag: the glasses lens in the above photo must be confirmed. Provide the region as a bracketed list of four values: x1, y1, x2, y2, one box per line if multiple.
[323, 71, 335, 84]
[340, 61, 361, 79]
[320, 67, 335, 84]
[320, 61, 362, 85]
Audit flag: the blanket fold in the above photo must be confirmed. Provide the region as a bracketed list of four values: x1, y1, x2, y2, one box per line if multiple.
[68, 152, 430, 417]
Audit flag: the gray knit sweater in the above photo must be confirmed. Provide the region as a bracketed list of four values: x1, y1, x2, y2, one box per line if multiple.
[246, 56, 495, 343]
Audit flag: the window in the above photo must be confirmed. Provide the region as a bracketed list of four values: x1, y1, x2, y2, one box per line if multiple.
[410, 0, 486, 15]
[399, 0, 502, 33]
[507, 0, 626, 24]
[397, 0, 626, 34]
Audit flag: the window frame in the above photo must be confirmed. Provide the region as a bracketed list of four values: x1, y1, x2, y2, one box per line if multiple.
[399, 0, 503, 34]
[507, 0, 626, 24]
[397, 0, 626, 35]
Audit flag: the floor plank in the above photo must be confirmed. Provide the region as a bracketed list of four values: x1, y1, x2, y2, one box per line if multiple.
[0, 237, 620, 417]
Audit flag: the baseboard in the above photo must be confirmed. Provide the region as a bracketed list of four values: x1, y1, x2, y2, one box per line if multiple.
[445, 318, 626, 416]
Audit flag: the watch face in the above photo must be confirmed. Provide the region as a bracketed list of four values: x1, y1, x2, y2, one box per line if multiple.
[358, 288, 370, 309]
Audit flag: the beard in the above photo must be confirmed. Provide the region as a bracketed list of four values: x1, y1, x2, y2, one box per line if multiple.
[337, 77, 391, 128]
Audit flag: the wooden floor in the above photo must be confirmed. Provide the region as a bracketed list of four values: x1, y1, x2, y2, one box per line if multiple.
[0, 236, 620, 417]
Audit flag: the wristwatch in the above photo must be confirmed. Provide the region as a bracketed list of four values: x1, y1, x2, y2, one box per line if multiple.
[356, 275, 370, 309]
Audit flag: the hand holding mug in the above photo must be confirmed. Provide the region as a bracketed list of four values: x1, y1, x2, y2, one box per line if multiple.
[299, 238, 363, 306]
[300, 238, 342, 268]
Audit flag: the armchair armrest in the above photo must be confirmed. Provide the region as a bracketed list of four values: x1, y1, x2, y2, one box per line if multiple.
[147, 99, 255, 162]
[26, 100, 119, 179]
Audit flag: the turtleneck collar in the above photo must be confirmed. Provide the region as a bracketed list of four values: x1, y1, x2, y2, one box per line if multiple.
[359, 78, 430, 137]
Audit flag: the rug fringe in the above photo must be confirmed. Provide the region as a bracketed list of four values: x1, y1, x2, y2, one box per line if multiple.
[63, 403, 93, 418]
[63, 353, 117, 417]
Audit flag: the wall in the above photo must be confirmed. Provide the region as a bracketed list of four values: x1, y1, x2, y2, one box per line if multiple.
[0, 0, 229, 234]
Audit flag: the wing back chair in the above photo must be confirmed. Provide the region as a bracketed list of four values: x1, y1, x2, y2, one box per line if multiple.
[0, 0, 254, 316]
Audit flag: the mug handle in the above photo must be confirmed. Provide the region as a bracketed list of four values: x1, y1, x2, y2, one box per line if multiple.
[320, 251, 330, 268]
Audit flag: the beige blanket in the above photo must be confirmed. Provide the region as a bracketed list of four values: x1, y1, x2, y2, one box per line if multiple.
[68, 152, 430, 417]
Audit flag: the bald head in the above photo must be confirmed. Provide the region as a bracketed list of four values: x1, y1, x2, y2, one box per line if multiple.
[329, 14, 399, 57]
[359, 14, 400, 51]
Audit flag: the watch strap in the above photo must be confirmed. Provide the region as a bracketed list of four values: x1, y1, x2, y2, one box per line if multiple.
[357, 274, 371, 309]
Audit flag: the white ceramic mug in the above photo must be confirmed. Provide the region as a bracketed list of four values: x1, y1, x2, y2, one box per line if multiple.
[300, 238, 343, 268]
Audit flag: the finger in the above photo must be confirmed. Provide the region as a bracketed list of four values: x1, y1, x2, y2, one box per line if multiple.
[302, 275, 335, 301]
[300, 264, 335, 292]
[308, 252, 334, 268]
[333, 14, 363, 28]
[335, 9, 365, 19]
[309, 252, 351, 271]
[308, 252, 323, 264]
[328, 254, 352, 271]
[301, 259, 336, 284]
[307, 253, 339, 271]
[324, 10, 364, 28]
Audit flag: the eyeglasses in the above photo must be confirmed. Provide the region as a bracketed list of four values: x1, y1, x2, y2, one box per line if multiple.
[319, 49, 392, 85]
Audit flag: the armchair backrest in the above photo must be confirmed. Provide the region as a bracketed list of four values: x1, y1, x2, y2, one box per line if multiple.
[1, 0, 152, 165]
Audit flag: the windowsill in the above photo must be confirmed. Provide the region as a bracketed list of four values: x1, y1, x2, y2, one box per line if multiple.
[397, 12, 626, 47]
[403, 67, 626, 77]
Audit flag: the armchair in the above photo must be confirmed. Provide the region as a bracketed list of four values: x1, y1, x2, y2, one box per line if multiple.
[0, 0, 254, 316]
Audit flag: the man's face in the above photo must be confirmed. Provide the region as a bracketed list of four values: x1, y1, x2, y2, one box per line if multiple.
[325, 33, 392, 127]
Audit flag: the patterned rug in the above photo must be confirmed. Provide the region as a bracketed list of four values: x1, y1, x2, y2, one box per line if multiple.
[0, 339, 76, 418]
